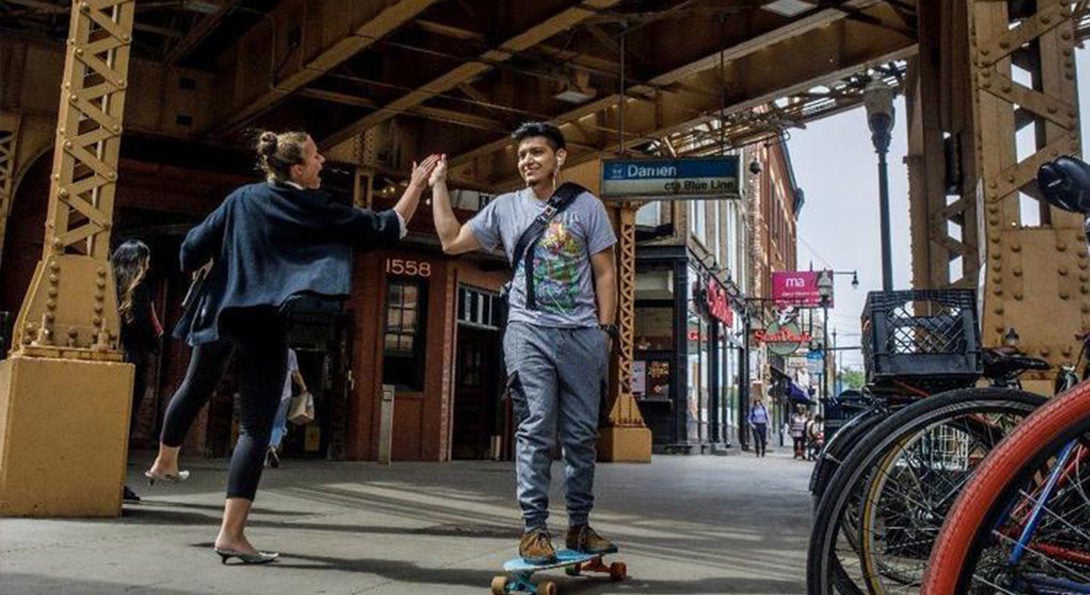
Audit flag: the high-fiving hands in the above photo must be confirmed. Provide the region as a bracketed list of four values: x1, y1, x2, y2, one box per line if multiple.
[428, 154, 448, 187]
[409, 154, 442, 190]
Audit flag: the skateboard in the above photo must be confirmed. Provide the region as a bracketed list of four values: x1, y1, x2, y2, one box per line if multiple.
[491, 549, 627, 594]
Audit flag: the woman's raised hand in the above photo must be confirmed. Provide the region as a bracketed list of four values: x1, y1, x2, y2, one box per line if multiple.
[409, 154, 441, 190]
[428, 154, 448, 187]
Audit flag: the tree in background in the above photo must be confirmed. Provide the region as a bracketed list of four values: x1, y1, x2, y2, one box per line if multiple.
[838, 367, 865, 390]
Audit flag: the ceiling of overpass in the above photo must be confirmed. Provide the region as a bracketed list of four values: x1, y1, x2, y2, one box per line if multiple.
[1, 0, 930, 189]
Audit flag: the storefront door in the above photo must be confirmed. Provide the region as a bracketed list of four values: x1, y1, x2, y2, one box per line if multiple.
[452, 326, 499, 459]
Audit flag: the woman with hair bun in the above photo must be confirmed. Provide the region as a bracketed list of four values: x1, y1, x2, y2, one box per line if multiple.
[149, 130, 438, 564]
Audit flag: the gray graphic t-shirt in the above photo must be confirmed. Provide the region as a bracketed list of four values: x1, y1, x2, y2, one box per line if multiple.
[468, 187, 617, 328]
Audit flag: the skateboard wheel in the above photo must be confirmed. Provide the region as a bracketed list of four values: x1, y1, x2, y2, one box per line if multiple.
[491, 575, 507, 594]
[539, 580, 558, 595]
[609, 561, 627, 581]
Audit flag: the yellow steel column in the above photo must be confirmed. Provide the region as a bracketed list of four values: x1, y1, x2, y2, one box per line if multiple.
[0, 0, 136, 517]
[969, 0, 1084, 391]
[907, 0, 981, 291]
[597, 203, 652, 462]
[0, 112, 20, 267]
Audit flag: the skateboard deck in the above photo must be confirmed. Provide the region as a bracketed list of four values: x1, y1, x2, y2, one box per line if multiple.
[492, 549, 626, 594]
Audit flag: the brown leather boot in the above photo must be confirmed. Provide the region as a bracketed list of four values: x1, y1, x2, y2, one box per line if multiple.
[518, 527, 557, 564]
[565, 524, 617, 554]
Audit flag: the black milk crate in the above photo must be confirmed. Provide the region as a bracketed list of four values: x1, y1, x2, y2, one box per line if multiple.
[861, 289, 982, 392]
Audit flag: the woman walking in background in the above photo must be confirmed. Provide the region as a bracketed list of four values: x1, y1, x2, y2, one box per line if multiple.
[112, 239, 163, 503]
[266, 347, 307, 468]
[748, 396, 770, 458]
[159, 130, 437, 564]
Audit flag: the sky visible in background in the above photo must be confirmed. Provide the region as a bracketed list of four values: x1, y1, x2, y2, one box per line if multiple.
[787, 49, 1090, 369]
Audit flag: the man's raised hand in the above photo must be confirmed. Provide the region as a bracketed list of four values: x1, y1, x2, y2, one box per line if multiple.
[429, 154, 448, 187]
[409, 154, 441, 190]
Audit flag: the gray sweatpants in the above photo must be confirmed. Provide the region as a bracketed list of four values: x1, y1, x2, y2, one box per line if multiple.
[503, 321, 609, 529]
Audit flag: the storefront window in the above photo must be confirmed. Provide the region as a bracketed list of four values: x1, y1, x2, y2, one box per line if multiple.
[383, 278, 427, 391]
[634, 306, 673, 351]
[687, 268, 710, 444]
[634, 268, 674, 406]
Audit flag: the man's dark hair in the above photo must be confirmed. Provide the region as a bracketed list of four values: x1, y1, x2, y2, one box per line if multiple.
[511, 121, 566, 151]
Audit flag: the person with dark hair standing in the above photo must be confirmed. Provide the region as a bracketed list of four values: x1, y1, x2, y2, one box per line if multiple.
[151, 130, 438, 564]
[112, 239, 164, 503]
[430, 122, 618, 564]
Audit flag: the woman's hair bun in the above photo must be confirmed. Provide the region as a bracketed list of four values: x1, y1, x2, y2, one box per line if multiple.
[256, 131, 278, 156]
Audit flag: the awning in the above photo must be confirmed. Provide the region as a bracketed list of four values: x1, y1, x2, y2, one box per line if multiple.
[786, 381, 814, 404]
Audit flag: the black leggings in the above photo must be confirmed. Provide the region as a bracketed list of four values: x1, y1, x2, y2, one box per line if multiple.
[160, 340, 234, 447]
[160, 308, 287, 501]
[751, 423, 768, 455]
[125, 349, 150, 436]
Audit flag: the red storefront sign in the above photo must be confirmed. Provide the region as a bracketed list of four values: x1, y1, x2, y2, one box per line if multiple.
[704, 280, 733, 325]
[754, 321, 813, 356]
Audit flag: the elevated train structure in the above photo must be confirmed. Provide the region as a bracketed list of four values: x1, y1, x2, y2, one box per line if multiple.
[0, 0, 1084, 515]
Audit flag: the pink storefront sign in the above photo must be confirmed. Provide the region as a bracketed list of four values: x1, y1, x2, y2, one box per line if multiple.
[771, 271, 834, 308]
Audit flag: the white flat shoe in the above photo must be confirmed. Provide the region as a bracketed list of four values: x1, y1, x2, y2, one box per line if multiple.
[143, 470, 190, 485]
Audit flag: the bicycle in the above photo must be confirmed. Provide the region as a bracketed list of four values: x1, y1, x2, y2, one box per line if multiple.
[807, 350, 1049, 594]
[921, 155, 1090, 593]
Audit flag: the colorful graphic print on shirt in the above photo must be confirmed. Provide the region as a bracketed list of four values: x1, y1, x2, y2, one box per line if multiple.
[527, 220, 583, 314]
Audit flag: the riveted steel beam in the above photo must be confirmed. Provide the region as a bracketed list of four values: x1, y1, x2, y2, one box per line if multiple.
[0, 112, 19, 268]
[212, 0, 442, 136]
[319, 0, 626, 150]
[446, 10, 916, 189]
[969, 0, 1084, 383]
[11, 0, 136, 359]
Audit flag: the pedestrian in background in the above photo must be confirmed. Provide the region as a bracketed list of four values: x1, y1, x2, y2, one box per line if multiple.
[266, 347, 307, 468]
[112, 239, 163, 503]
[790, 405, 808, 459]
[154, 130, 438, 565]
[806, 414, 824, 460]
[748, 396, 770, 458]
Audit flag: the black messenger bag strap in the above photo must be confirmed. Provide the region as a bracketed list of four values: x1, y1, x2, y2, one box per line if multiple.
[510, 182, 587, 310]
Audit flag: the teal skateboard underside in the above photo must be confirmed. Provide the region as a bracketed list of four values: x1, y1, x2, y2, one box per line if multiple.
[503, 549, 598, 573]
[493, 549, 625, 594]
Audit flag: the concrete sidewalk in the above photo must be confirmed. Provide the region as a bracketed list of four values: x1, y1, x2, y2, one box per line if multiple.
[1, 449, 812, 594]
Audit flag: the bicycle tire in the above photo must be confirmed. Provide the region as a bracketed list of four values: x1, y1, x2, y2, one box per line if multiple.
[807, 387, 1044, 595]
[922, 381, 1090, 594]
[811, 406, 888, 506]
[858, 395, 1044, 593]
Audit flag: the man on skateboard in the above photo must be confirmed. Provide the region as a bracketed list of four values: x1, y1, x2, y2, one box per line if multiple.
[430, 122, 618, 564]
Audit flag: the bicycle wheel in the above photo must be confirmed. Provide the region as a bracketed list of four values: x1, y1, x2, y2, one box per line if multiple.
[807, 387, 1044, 595]
[859, 395, 1043, 594]
[811, 406, 888, 505]
[922, 381, 1090, 594]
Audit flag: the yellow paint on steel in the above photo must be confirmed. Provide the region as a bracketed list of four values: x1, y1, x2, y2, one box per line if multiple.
[12, 0, 136, 358]
[0, 112, 19, 268]
[969, 0, 1086, 379]
[0, 0, 136, 518]
[0, 355, 133, 516]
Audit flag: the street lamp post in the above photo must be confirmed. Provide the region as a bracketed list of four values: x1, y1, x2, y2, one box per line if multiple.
[814, 270, 857, 399]
[864, 78, 896, 292]
[817, 272, 834, 398]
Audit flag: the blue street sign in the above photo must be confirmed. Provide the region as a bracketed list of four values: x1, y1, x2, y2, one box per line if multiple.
[600, 156, 740, 199]
[807, 349, 824, 360]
